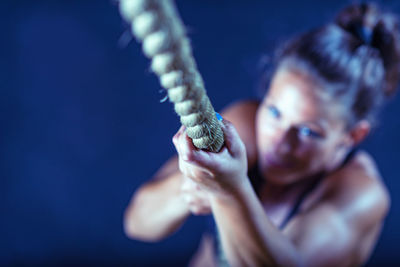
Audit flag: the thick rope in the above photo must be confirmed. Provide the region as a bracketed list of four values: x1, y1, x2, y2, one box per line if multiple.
[119, 0, 224, 152]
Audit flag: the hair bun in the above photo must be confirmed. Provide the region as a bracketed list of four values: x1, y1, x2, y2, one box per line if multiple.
[335, 3, 400, 97]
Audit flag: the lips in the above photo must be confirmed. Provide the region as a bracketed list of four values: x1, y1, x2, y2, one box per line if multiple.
[263, 153, 295, 169]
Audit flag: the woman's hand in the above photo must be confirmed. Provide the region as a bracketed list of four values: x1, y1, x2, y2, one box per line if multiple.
[180, 176, 212, 215]
[172, 120, 249, 199]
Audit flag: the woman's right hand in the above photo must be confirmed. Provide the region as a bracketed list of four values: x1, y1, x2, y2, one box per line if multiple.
[180, 176, 212, 215]
[173, 126, 212, 215]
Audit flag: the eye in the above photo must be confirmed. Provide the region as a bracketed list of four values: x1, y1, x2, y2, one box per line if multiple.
[298, 126, 322, 139]
[267, 105, 281, 119]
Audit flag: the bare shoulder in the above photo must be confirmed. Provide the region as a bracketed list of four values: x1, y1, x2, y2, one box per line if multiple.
[323, 150, 390, 226]
[220, 99, 260, 116]
[285, 150, 390, 265]
[220, 100, 260, 168]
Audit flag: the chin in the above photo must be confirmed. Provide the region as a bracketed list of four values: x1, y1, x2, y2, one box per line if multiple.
[270, 173, 303, 185]
[259, 164, 301, 185]
[260, 158, 319, 186]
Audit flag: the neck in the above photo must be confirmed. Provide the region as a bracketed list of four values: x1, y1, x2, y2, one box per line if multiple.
[326, 146, 355, 173]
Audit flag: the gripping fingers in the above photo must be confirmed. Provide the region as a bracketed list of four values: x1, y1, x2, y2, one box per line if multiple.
[180, 177, 211, 215]
[179, 130, 197, 161]
[173, 126, 221, 179]
[172, 126, 185, 153]
[220, 120, 246, 158]
[176, 128, 211, 167]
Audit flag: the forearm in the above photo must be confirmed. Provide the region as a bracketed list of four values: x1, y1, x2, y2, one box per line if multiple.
[209, 178, 301, 267]
[124, 173, 191, 242]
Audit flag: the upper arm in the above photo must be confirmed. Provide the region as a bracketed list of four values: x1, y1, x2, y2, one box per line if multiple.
[287, 203, 357, 267]
[284, 153, 390, 266]
[189, 233, 217, 267]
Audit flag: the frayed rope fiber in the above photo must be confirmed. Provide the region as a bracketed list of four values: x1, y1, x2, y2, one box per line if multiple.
[119, 0, 224, 152]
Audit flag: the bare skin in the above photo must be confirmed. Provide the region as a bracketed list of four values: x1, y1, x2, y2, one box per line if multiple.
[124, 67, 390, 267]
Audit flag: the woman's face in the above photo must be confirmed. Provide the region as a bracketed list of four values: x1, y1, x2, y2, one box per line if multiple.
[256, 67, 351, 185]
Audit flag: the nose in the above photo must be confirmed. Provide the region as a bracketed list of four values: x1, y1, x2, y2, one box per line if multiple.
[274, 126, 299, 156]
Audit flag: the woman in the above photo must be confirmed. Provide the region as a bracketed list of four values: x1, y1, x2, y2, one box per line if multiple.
[124, 3, 398, 266]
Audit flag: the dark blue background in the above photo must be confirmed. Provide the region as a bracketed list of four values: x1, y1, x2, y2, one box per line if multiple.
[1, 0, 399, 265]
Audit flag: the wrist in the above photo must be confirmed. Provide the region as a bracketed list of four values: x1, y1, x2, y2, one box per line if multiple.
[208, 175, 253, 206]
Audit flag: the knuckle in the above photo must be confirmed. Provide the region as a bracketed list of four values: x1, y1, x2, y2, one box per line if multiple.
[223, 120, 233, 129]
[178, 161, 184, 172]
[224, 119, 232, 126]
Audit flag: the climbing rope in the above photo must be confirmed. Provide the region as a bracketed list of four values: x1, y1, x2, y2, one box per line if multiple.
[119, 0, 224, 152]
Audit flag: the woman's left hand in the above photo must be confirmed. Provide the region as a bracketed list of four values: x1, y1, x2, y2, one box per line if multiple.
[172, 120, 249, 198]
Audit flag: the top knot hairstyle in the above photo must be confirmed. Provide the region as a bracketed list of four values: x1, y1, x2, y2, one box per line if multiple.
[277, 2, 400, 127]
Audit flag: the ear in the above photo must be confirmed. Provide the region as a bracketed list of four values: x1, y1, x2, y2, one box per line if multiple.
[348, 120, 371, 146]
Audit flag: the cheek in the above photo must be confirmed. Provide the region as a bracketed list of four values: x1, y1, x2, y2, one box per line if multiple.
[290, 141, 320, 171]
[256, 110, 280, 147]
[295, 139, 338, 173]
